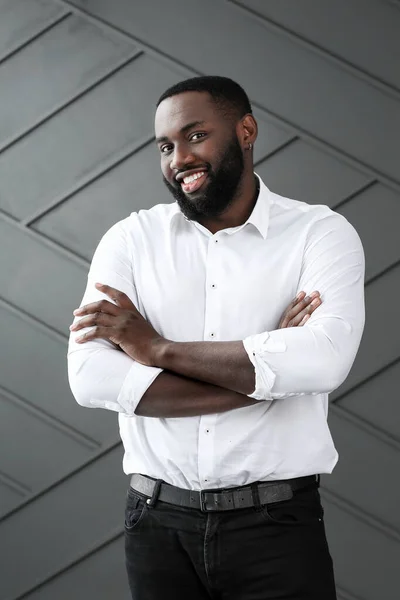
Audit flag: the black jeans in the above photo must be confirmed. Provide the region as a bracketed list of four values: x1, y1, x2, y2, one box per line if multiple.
[124, 482, 337, 599]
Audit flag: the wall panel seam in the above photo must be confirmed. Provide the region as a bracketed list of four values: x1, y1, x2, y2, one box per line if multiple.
[336, 585, 366, 600]
[0, 440, 122, 524]
[253, 136, 298, 166]
[385, 0, 400, 10]
[53, 0, 400, 194]
[226, 0, 400, 98]
[330, 180, 377, 212]
[0, 295, 69, 342]
[0, 50, 143, 159]
[0, 469, 30, 496]
[333, 355, 400, 405]
[330, 403, 400, 451]
[23, 133, 155, 227]
[0, 209, 89, 269]
[0, 384, 101, 451]
[321, 486, 400, 543]
[0, 12, 71, 67]
[6, 527, 124, 600]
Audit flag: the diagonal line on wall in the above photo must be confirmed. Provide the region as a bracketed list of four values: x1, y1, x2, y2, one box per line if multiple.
[22, 132, 155, 227]
[226, 0, 400, 98]
[0, 295, 69, 343]
[385, 0, 400, 10]
[0, 439, 122, 524]
[331, 180, 377, 212]
[54, 0, 400, 195]
[330, 402, 400, 452]
[336, 585, 366, 600]
[253, 136, 299, 167]
[249, 99, 400, 195]
[363, 256, 400, 287]
[0, 468, 31, 496]
[0, 49, 143, 159]
[320, 485, 400, 543]
[0, 208, 89, 269]
[0, 384, 101, 451]
[332, 354, 400, 405]
[0, 11, 71, 67]
[8, 527, 125, 600]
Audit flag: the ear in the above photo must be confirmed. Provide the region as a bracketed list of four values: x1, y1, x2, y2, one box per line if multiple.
[238, 114, 258, 151]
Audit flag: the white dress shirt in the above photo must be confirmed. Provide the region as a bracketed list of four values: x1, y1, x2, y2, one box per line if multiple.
[68, 174, 365, 490]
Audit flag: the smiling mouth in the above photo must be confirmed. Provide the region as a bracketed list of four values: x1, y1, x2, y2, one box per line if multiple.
[180, 171, 208, 194]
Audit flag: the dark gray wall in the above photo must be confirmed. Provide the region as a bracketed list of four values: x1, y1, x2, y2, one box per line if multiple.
[0, 1, 399, 598]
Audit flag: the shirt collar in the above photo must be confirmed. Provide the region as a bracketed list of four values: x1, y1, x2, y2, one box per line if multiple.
[168, 173, 271, 239]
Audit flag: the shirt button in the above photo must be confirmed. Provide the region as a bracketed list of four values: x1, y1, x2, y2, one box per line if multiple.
[210, 332, 215, 338]
[211, 283, 217, 289]
[215, 239, 219, 243]
[205, 429, 210, 434]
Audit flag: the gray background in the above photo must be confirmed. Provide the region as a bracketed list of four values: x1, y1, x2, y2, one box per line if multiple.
[0, 0, 399, 598]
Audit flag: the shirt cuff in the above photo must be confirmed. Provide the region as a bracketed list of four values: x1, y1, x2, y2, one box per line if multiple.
[117, 361, 163, 415]
[242, 331, 286, 400]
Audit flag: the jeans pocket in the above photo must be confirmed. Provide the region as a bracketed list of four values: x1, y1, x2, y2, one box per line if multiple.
[258, 487, 324, 526]
[124, 489, 148, 532]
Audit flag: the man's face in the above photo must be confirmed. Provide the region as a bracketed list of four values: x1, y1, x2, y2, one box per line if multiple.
[155, 91, 245, 221]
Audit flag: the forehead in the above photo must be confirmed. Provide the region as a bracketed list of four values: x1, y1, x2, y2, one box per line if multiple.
[154, 91, 220, 137]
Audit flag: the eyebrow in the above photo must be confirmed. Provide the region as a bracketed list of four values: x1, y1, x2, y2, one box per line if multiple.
[156, 120, 206, 144]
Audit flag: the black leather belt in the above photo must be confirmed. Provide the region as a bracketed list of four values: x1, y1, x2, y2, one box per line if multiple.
[129, 473, 318, 512]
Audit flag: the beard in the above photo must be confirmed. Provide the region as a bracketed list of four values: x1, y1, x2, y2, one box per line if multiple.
[162, 134, 245, 221]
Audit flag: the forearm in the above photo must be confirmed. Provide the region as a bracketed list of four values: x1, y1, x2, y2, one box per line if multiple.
[68, 344, 257, 417]
[155, 314, 364, 401]
[136, 369, 258, 418]
[156, 341, 255, 396]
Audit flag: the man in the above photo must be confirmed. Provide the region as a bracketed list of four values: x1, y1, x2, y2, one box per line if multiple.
[68, 76, 365, 599]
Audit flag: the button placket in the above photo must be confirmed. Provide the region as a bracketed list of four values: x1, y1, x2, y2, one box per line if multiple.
[197, 414, 217, 487]
[204, 233, 224, 342]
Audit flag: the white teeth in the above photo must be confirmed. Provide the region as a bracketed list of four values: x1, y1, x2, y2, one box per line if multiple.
[183, 171, 205, 185]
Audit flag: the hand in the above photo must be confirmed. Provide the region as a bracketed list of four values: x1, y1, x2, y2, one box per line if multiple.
[69, 283, 167, 366]
[278, 291, 322, 329]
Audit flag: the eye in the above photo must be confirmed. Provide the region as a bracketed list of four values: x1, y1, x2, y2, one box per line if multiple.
[160, 144, 173, 155]
[190, 132, 207, 142]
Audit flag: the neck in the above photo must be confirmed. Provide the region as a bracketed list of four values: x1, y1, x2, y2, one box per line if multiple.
[200, 171, 259, 234]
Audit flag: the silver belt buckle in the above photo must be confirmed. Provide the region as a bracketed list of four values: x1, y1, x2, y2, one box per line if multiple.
[199, 490, 209, 512]
[200, 490, 224, 512]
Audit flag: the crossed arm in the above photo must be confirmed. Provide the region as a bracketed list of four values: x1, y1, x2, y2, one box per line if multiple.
[67, 215, 365, 418]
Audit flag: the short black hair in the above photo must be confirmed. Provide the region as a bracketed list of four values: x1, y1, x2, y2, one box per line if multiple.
[156, 75, 253, 122]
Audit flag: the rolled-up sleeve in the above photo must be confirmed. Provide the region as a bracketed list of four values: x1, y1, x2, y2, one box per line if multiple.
[243, 213, 365, 400]
[67, 220, 163, 415]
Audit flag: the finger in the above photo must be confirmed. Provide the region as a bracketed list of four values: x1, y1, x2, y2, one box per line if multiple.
[288, 298, 322, 326]
[278, 292, 306, 328]
[285, 295, 313, 321]
[298, 314, 310, 326]
[290, 291, 306, 307]
[70, 312, 113, 332]
[292, 294, 322, 318]
[73, 298, 120, 317]
[75, 326, 114, 344]
[278, 291, 321, 329]
[95, 283, 135, 310]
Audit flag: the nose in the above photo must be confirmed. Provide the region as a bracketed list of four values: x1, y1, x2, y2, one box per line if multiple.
[169, 143, 195, 172]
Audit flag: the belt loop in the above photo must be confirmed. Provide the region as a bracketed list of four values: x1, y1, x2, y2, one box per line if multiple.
[316, 474, 321, 487]
[147, 479, 162, 508]
[251, 482, 261, 508]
